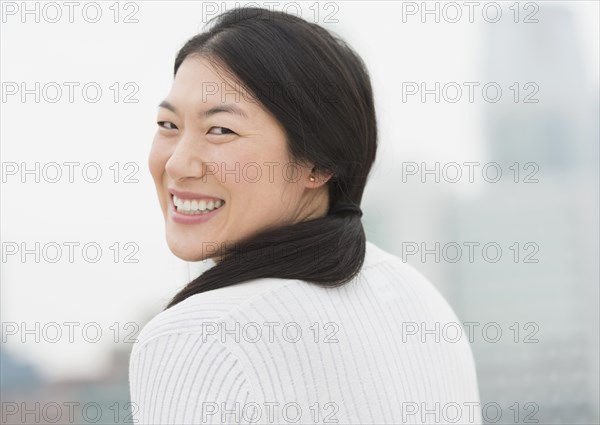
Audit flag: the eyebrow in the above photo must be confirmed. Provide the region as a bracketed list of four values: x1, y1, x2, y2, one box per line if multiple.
[158, 100, 248, 119]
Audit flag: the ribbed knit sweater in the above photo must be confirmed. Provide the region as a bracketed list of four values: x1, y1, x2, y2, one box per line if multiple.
[129, 240, 482, 424]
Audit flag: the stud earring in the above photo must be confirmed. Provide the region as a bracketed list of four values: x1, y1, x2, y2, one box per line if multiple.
[309, 175, 316, 182]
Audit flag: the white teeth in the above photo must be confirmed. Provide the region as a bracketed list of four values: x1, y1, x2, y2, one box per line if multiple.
[172, 195, 225, 215]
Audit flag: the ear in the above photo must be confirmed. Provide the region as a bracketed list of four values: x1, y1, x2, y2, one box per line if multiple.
[306, 166, 333, 188]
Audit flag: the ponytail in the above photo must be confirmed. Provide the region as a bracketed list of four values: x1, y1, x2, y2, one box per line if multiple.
[166, 212, 364, 309]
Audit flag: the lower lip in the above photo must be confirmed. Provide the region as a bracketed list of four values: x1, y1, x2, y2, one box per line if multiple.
[169, 198, 224, 224]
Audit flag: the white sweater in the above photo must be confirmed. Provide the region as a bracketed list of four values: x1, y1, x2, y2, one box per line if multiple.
[129, 241, 482, 424]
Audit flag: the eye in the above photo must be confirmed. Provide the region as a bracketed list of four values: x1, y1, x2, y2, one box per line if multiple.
[208, 126, 236, 135]
[157, 121, 178, 130]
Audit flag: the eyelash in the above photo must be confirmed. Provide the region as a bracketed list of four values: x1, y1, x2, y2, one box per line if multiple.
[209, 126, 235, 135]
[157, 121, 235, 135]
[157, 121, 177, 130]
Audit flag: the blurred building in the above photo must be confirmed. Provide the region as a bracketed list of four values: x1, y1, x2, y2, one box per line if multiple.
[450, 5, 599, 424]
[363, 4, 598, 424]
[1, 343, 132, 424]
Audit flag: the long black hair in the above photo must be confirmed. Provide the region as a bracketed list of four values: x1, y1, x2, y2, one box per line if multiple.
[165, 7, 378, 309]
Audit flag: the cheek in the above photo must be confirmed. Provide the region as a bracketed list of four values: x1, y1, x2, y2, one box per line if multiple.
[234, 137, 291, 184]
[228, 136, 296, 202]
[230, 160, 302, 218]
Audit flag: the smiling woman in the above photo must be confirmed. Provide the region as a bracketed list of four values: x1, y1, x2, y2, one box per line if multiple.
[129, 6, 481, 425]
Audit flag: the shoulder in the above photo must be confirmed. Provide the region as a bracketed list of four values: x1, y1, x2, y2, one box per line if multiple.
[130, 277, 301, 358]
[132, 240, 464, 352]
[128, 277, 300, 424]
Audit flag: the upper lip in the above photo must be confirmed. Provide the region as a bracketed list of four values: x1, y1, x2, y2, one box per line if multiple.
[169, 188, 224, 201]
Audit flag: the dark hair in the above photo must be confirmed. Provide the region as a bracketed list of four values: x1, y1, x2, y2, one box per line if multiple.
[165, 7, 377, 309]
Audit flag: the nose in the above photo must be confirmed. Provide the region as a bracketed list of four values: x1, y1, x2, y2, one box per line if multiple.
[165, 131, 206, 182]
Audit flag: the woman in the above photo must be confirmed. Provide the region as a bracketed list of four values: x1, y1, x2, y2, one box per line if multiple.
[129, 7, 481, 424]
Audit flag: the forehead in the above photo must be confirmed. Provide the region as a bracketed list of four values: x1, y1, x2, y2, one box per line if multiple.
[169, 56, 258, 107]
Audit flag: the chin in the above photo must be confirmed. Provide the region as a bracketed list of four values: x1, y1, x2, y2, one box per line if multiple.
[164, 234, 201, 261]
[166, 234, 225, 262]
[166, 243, 199, 261]
[170, 247, 208, 262]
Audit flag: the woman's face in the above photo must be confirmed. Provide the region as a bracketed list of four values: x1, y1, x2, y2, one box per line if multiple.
[149, 56, 330, 262]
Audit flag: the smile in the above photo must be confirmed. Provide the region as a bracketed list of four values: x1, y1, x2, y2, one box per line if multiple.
[172, 195, 225, 215]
